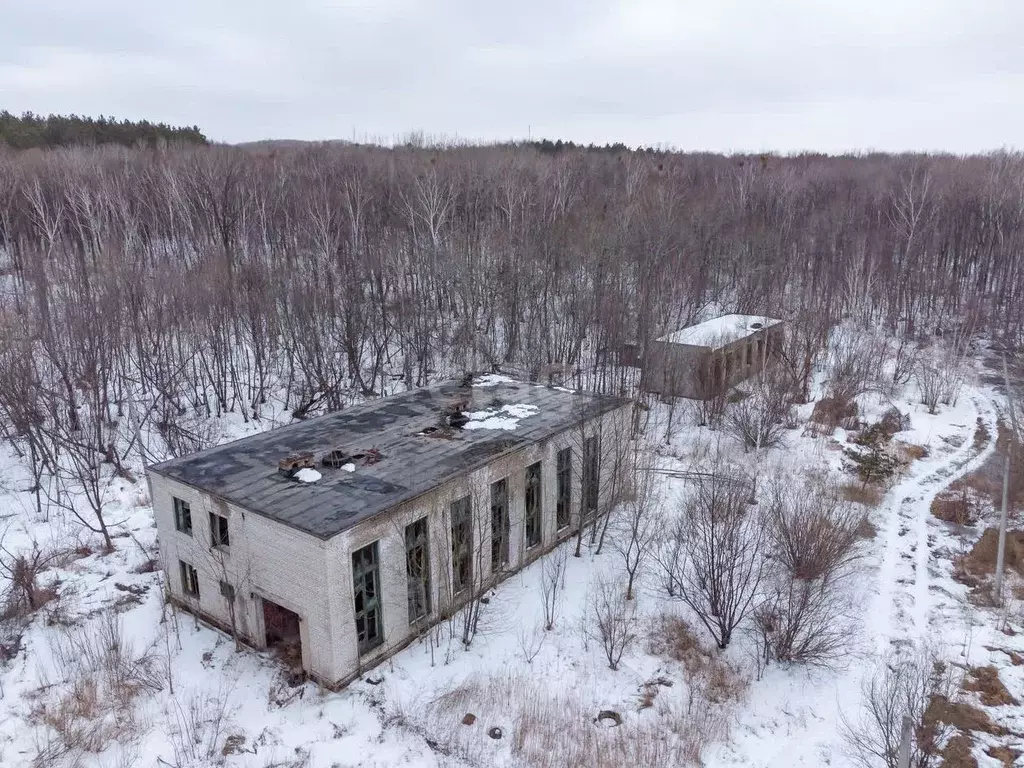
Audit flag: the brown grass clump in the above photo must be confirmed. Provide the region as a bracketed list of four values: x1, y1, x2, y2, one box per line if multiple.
[956, 421, 1024, 512]
[962, 666, 1018, 707]
[956, 528, 1024, 582]
[839, 481, 885, 508]
[973, 419, 991, 452]
[939, 732, 977, 768]
[894, 441, 929, 462]
[931, 483, 980, 526]
[647, 615, 705, 675]
[647, 615, 747, 705]
[985, 745, 1021, 767]
[924, 695, 1005, 736]
[811, 397, 858, 430]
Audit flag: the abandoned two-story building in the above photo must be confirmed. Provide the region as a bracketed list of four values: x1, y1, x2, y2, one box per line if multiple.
[147, 377, 630, 687]
[642, 314, 784, 399]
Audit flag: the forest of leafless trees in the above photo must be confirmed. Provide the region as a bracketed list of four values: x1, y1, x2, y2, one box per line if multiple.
[0, 143, 1023, 514]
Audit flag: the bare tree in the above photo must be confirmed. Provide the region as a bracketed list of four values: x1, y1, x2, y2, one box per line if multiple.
[724, 372, 790, 453]
[612, 447, 660, 600]
[663, 475, 765, 649]
[825, 328, 886, 404]
[516, 621, 546, 664]
[585, 573, 636, 671]
[915, 345, 966, 415]
[841, 649, 956, 768]
[199, 531, 252, 654]
[753, 481, 865, 667]
[569, 403, 632, 558]
[887, 334, 920, 390]
[540, 545, 567, 631]
[764, 481, 865, 583]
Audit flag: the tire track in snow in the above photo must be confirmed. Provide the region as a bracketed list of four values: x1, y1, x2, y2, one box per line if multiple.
[874, 394, 998, 656]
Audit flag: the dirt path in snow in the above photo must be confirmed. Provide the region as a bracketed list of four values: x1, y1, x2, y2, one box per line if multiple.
[873, 394, 999, 656]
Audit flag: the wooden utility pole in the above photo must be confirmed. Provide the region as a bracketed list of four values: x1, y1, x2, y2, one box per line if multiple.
[995, 353, 1018, 604]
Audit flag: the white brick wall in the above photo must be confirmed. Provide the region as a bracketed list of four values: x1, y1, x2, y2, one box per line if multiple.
[151, 400, 632, 687]
[150, 474, 338, 680]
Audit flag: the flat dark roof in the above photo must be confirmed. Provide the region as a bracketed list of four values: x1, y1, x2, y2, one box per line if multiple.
[148, 377, 628, 539]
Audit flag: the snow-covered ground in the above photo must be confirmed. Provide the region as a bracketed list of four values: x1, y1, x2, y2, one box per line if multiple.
[1, 354, 1022, 768]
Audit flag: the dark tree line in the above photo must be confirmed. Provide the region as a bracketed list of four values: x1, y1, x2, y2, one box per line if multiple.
[0, 143, 1022, 536]
[0, 111, 207, 151]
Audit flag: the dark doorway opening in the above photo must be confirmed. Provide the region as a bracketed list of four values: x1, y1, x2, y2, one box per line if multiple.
[262, 598, 302, 672]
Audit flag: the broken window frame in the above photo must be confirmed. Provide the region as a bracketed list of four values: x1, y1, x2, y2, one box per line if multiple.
[405, 517, 432, 624]
[491, 478, 509, 572]
[209, 512, 229, 548]
[525, 462, 542, 549]
[582, 436, 600, 519]
[352, 541, 383, 655]
[173, 497, 192, 536]
[180, 560, 200, 598]
[450, 496, 472, 596]
[556, 447, 572, 530]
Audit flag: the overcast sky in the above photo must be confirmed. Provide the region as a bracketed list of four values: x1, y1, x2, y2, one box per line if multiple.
[2, 0, 1023, 152]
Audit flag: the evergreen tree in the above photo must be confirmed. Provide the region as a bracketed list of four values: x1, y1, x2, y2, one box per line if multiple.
[0, 110, 208, 149]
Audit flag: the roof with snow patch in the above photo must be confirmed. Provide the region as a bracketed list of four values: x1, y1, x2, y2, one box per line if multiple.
[657, 314, 782, 348]
[148, 378, 628, 539]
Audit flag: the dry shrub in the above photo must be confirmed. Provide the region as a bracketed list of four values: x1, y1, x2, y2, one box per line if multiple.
[962, 666, 1017, 707]
[752, 482, 864, 670]
[916, 351, 967, 415]
[647, 615, 704, 674]
[824, 330, 884, 404]
[418, 671, 734, 767]
[930, 483, 981, 526]
[811, 397, 859, 431]
[766, 484, 865, 582]
[724, 373, 790, 450]
[856, 516, 879, 539]
[166, 684, 237, 767]
[27, 612, 163, 764]
[893, 441, 929, 462]
[839, 481, 885, 508]
[647, 615, 748, 706]
[0, 542, 61, 619]
[133, 558, 159, 574]
[647, 618, 704, 671]
[983, 647, 1024, 666]
[638, 683, 658, 710]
